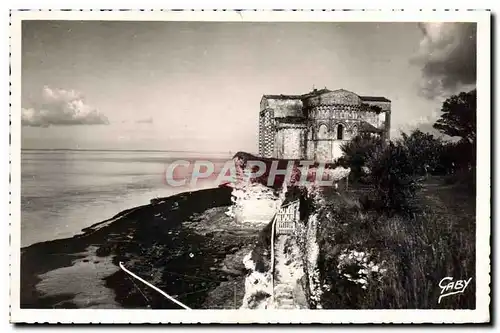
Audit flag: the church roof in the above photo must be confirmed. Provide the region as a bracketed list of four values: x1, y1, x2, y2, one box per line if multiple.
[359, 96, 391, 102]
[359, 121, 385, 133]
[262, 88, 390, 103]
[301, 88, 333, 99]
[262, 88, 331, 100]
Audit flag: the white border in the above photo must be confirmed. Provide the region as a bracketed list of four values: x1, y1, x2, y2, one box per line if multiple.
[9, 9, 491, 324]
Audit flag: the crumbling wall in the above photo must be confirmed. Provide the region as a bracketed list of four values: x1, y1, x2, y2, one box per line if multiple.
[228, 183, 282, 225]
[293, 168, 351, 308]
[332, 141, 344, 161]
[240, 252, 273, 309]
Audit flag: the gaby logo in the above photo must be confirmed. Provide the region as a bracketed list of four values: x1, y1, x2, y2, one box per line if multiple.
[438, 277, 472, 304]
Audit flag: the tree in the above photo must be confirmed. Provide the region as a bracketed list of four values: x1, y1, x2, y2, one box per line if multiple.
[365, 141, 420, 217]
[433, 89, 476, 144]
[434, 89, 477, 174]
[340, 133, 385, 181]
[399, 129, 443, 175]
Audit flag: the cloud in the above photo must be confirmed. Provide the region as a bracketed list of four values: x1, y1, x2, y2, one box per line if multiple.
[391, 114, 441, 138]
[412, 23, 476, 99]
[135, 117, 153, 124]
[22, 86, 109, 127]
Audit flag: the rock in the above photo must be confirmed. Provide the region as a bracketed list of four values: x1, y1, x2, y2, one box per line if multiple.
[220, 265, 242, 276]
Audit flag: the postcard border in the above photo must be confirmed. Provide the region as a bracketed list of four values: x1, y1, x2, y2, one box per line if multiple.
[9, 9, 491, 324]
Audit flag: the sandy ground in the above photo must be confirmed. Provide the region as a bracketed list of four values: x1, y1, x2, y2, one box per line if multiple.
[36, 246, 120, 309]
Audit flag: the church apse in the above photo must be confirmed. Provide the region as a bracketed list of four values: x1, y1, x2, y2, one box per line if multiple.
[259, 88, 390, 162]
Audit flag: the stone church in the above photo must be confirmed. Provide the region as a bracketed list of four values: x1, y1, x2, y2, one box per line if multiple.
[258, 88, 391, 162]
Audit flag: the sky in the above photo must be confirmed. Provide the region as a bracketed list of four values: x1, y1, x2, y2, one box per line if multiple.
[21, 21, 477, 153]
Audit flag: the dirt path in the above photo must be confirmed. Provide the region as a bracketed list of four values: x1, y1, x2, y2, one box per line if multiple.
[273, 236, 308, 309]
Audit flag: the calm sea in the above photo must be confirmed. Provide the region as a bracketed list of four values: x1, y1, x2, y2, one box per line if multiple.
[21, 150, 231, 247]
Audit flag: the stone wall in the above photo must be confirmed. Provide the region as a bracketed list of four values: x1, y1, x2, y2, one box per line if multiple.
[259, 109, 275, 158]
[306, 134, 315, 160]
[360, 100, 391, 139]
[265, 99, 304, 118]
[361, 100, 391, 112]
[304, 89, 363, 107]
[282, 127, 305, 159]
[359, 110, 380, 128]
[230, 183, 282, 225]
[274, 122, 307, 159]
[259, 89, 391, 160]
[314, 140, 328, 162]
[309, 106, 360, 138]
[307, 104, 362, 162]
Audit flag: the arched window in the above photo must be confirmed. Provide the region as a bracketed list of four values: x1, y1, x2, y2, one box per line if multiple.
[318, 124, 328, 140]
[337, 124, 344, 140]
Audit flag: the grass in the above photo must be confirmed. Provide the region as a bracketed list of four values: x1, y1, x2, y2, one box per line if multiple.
[316, 176, 476, 309]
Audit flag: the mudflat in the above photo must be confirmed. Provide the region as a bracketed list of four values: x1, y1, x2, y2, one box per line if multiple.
[20, 186, 263, 309]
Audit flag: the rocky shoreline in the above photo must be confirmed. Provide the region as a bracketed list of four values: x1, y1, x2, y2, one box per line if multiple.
[21, 186, 264, 309]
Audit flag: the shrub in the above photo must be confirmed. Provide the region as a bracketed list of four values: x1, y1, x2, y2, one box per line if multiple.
[399, 129, 444, 176]
[340, 134, 385, 182]
[364, 141, 420, 217]
[316, 187, 475, 309]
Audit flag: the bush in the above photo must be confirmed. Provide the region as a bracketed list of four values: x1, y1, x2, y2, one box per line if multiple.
[364, 141, 420, 217]
[399, 130, 444, 176]
[316, 187, 475, 309]
[340, 134, 385, 182]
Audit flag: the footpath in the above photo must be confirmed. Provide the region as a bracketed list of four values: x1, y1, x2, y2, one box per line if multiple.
[272, 235, 309, 309]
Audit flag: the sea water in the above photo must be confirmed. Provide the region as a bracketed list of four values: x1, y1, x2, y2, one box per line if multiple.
[21, 149, 230, 247]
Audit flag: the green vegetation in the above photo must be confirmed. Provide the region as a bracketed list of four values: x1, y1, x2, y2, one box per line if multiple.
[317, 178, 475, 309]
[338, 133, 385, 182]
[317, 90, 477, 309]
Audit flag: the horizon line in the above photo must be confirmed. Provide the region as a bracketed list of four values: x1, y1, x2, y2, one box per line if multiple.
[20, 148, 242, 154]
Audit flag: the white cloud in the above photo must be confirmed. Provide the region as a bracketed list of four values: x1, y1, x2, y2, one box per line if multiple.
[392, 114, 436, 137]
[391, 112, 458, 140]
[22, 86, 109, 127]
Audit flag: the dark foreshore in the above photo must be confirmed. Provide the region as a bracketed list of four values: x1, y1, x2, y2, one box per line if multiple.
[21, 186, 260, 309]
